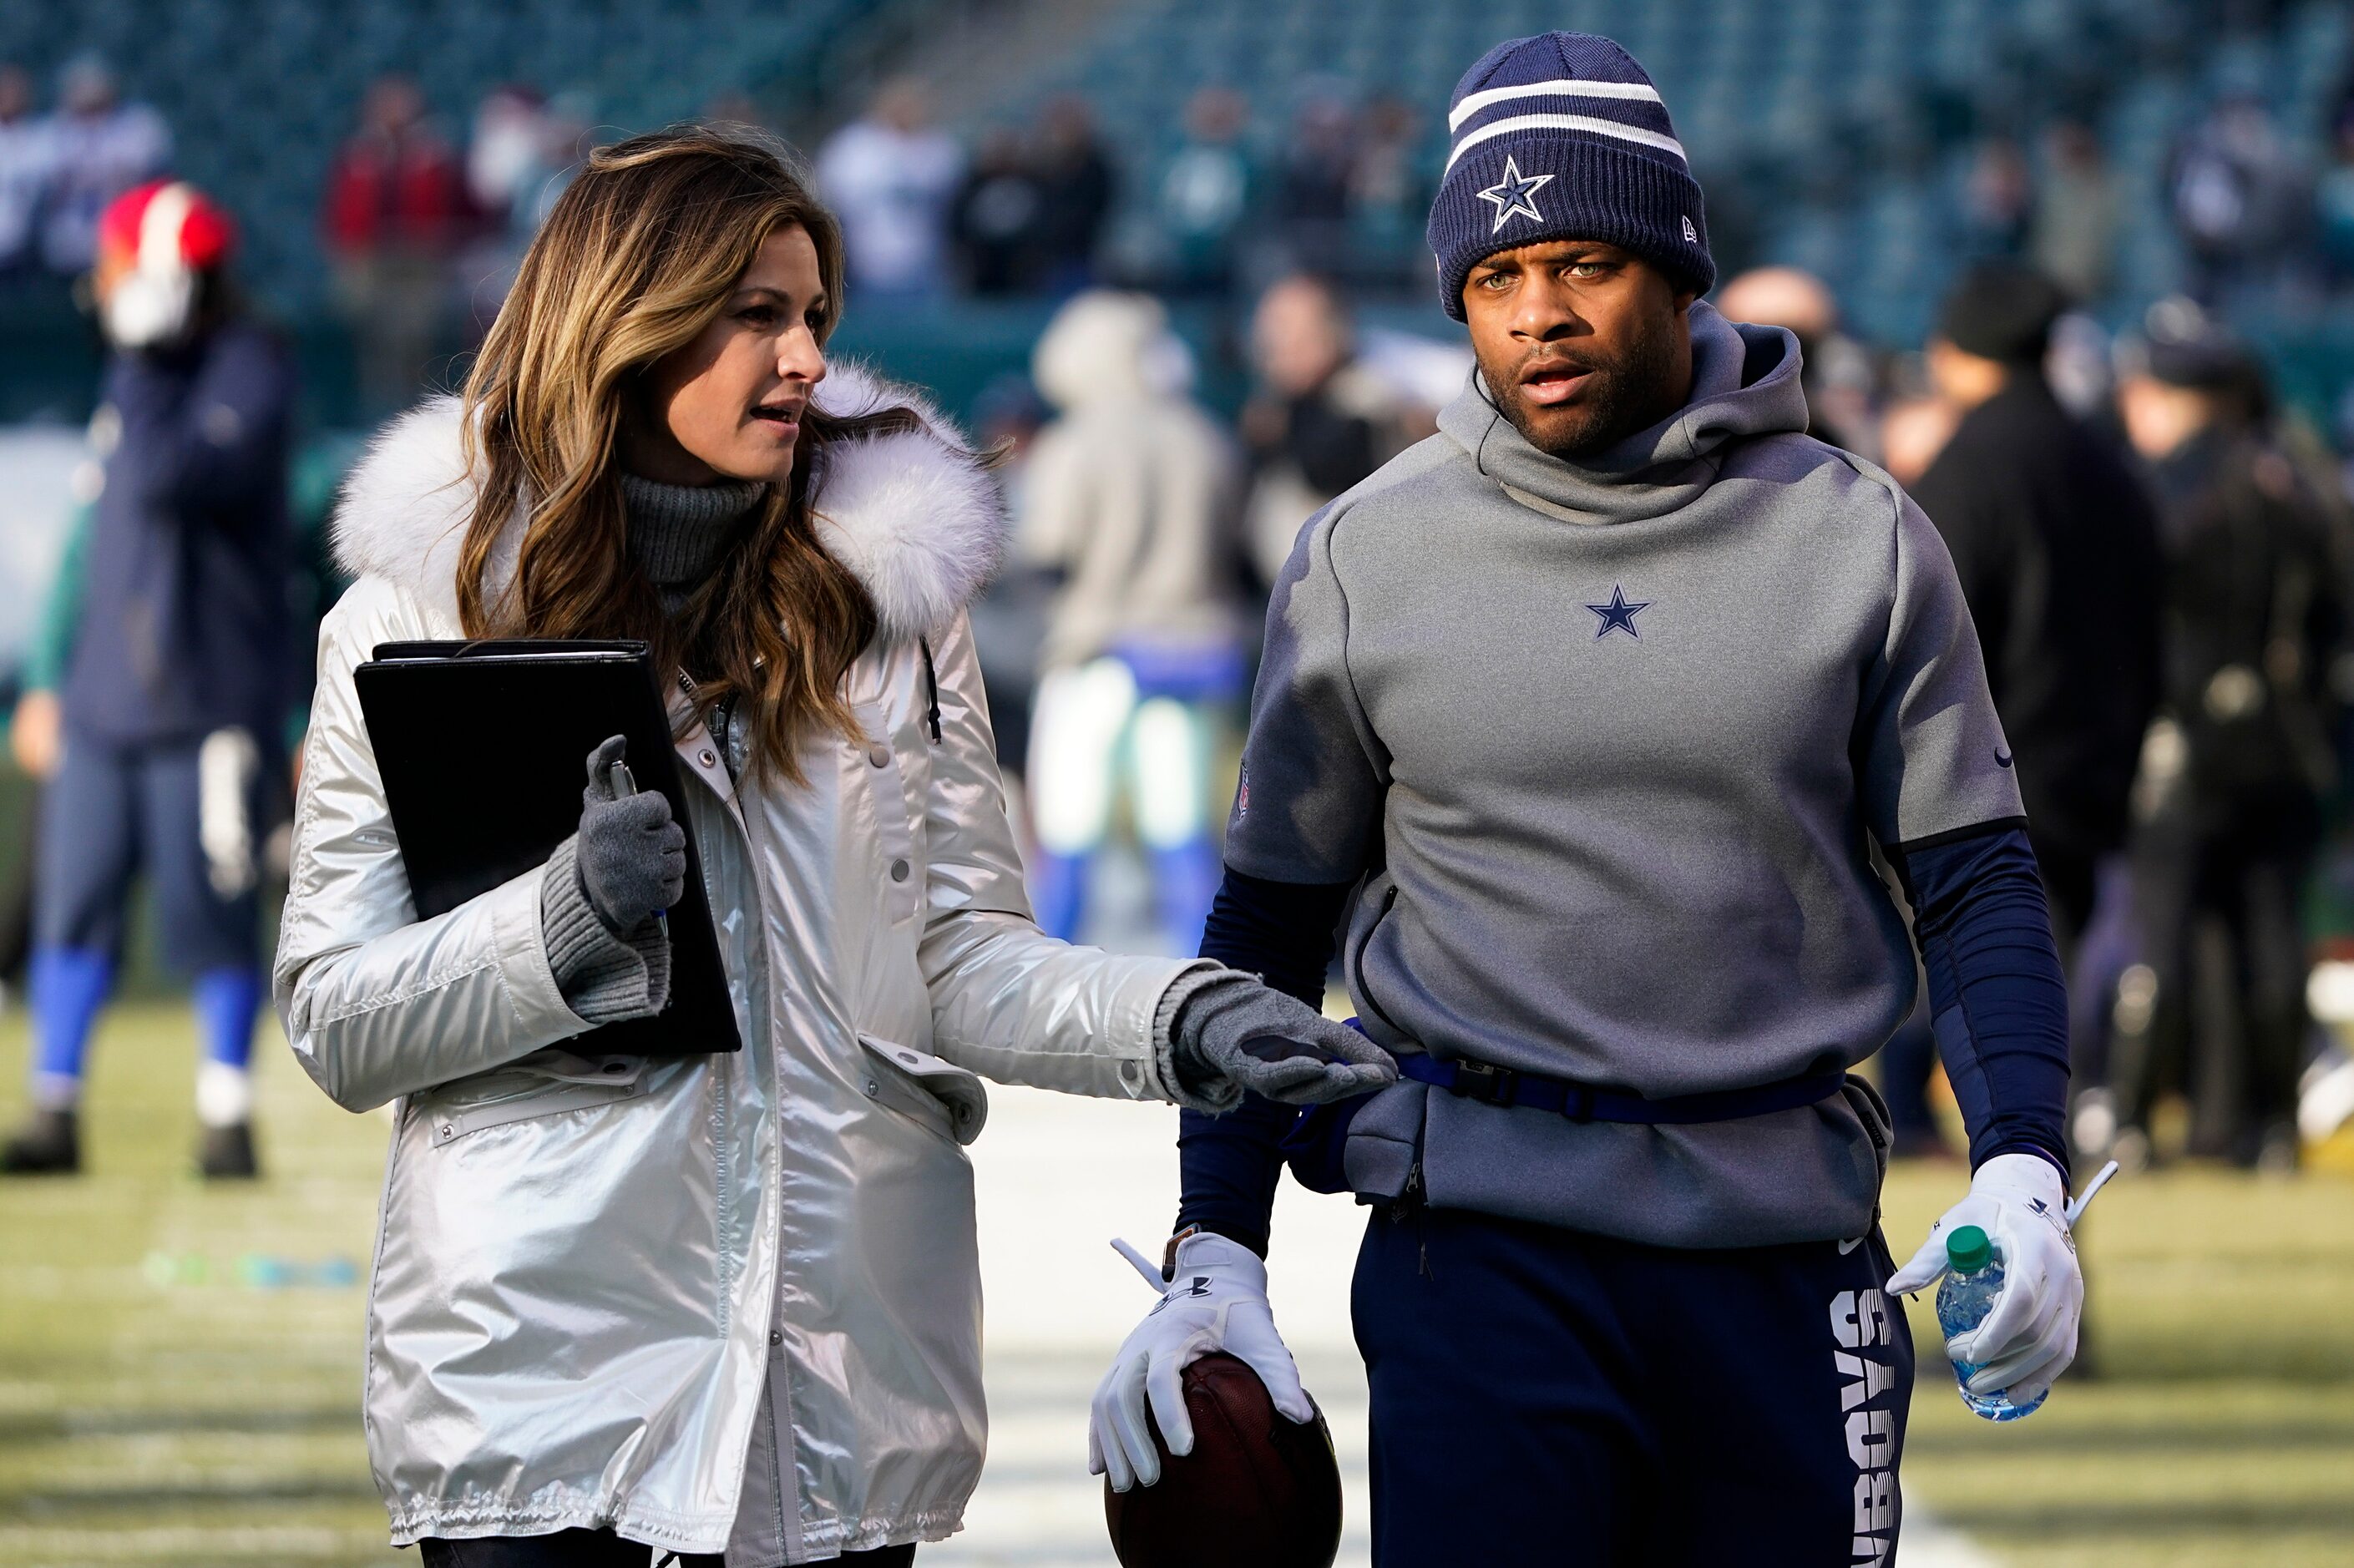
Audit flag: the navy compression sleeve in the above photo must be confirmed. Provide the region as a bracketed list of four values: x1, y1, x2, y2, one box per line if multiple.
[1172, 868, 1354, 1256]
[1892, 826, 2071, 1176]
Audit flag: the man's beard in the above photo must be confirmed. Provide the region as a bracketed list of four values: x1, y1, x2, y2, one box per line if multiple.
[1483, 320, 1685, 461]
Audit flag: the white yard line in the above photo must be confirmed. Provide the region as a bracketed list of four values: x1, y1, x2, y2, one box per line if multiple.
[935, 1083, 2001, 1565]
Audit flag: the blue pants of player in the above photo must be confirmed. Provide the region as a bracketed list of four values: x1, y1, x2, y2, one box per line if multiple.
[28, 731, 266, 1107]
[1026, 640, 1247, 953]
[1354, 1205, 1914, 1566]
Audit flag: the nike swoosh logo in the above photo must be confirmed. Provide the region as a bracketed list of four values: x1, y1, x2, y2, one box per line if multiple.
[1838, 1237, 1863, 1255]
[1994, 750, 2014, 769]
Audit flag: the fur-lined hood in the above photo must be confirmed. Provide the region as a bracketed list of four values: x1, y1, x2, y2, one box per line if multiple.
[330, 362, 1006, 642]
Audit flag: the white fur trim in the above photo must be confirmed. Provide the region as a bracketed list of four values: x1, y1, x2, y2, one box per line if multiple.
[328, 394, 482, 628]
[328, 360, 1005, 641]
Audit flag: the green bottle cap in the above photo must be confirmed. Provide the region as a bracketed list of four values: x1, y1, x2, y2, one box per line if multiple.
[1946, 1224, 1992, 1273]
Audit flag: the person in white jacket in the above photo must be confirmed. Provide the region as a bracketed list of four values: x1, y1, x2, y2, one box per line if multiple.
[1017, 291, 1249, 951]
[272, 124, 1393, 1568]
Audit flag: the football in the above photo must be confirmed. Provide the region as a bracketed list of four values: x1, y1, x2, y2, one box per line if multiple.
[1102, 1352, 1343, 1568]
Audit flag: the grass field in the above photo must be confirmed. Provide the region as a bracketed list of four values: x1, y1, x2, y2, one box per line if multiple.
[2, 1004, 2351, 1566]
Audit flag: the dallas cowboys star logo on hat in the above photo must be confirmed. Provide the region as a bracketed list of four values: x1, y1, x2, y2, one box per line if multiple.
[1476, 155, 1553, 235]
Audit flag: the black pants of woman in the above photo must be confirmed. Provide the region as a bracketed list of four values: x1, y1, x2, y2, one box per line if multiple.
[419, 1531, 915, 1567]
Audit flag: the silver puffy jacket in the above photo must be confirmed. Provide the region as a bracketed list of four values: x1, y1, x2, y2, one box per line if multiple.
[274, 368, 1207, 1560]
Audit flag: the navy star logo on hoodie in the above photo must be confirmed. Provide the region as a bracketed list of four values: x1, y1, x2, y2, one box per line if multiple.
[1585, 585, 1650, 640]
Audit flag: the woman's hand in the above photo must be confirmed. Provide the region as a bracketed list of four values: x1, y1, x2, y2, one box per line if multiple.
[575, 736, 686, 933]
[1169, 974, 1398, 1105]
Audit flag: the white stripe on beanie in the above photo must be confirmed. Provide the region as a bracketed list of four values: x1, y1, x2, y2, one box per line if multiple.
[1445, 112, 1688, 175]
[1448, 77, 1663, 132]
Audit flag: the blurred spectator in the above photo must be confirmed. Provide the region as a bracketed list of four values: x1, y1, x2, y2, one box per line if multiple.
[2032, 120, 2122, 303]
[2169, 95, 2313, 305]
[514, 91, 591, 235]
[458, 84, 549, 329]
[816, 78, 963, 300]
[2106, 303, 2340, 1172]
[1349, 94, 1428, 286]
[2045, 309, 2120, 421]
[964, 373, 1055, 773]
[0, 180, 293, 1181]
[1239, 273, 1409, 583]
[0, 63, 50, 277]
[37, 55, 170, 276]
[1878, 393, 1961, 488]
[1962, 135, 2033, 257]
[321, 75, 473, 417]
[1018, 292, 1246, 951]
[1904, 261, 2164, 1154]
[2316, 114, 2354, 286]
[1714, 266, 1879, 455]
[1026, 96, 1115, 295]
[458, 87, 591, 328]
[952, 128, 1043, 296]
[1273, 93, 1356, 272]
[464, 84, 549, 225]
[1157, 87, 1254, 296]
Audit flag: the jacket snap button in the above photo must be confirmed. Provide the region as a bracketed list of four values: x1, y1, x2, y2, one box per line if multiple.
[899, 1051, 918, 1064]
[868, 744, 890, 767]
[439, 1124, 453, 1136]
[698, 749, 717, 768]
[889, 859, 910, 883]
[768, 1330, 782, 1346]
[864, 1080, 880, 1096]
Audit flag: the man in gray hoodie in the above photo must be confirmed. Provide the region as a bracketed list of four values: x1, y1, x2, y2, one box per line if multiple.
[1088, 33, 2084, 1565]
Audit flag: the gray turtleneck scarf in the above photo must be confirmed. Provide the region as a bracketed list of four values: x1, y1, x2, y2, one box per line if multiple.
[539, 470, 767, 1024]
[618, 470, 768, 613]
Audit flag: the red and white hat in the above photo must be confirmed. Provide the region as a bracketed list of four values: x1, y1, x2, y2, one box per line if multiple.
[97, 179, 237, 272]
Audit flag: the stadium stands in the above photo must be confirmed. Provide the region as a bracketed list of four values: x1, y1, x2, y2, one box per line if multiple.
[0, 0, 941, 310]
[970, 0, 2354, 343]
[3, 0, 2353, 413]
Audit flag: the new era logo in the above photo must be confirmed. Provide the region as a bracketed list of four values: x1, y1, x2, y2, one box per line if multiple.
[1681, 215, 1698, 243]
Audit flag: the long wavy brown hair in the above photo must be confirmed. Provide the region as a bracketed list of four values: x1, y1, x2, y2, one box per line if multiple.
[457, 124, 922, 781]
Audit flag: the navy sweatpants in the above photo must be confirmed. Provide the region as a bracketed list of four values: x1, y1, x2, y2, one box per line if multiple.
[37, 731, 262, 969]
[1354, 1205, 1913, 1566]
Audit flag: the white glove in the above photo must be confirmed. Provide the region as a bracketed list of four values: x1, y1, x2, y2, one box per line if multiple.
[1887, 1151, 2082, 1406]
[1087, 1232, 1313, 1492]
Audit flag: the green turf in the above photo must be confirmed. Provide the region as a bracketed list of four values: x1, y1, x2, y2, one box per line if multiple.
[0, 1004, 398, 1566]
[3, 1004, 2351, 1565]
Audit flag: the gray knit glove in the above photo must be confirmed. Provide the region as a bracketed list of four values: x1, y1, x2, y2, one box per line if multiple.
[1166, 972, 1398, 1110]
[577, 736, 686, 933]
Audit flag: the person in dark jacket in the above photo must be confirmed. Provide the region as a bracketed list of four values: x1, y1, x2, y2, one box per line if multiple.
[0, 179, 293, 1179]
[2106, 307, 2340, 1172]
[1887, 261, 2163, 1157]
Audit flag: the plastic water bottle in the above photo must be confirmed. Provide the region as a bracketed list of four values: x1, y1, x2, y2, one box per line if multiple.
[1935, 1224, 2046, 1421]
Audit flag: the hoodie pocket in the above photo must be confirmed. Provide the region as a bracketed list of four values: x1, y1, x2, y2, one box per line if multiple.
[418, 1050, 649, 1146]
[857, 1035, 990, 1146]
[1842, 1071, 1896, 1195]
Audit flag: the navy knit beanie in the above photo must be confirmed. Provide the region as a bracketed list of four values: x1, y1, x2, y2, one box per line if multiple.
[1428, 33, 1714, 320]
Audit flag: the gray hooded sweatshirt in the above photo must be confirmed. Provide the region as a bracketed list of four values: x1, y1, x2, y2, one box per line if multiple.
[1227, 301, 2022, 1247]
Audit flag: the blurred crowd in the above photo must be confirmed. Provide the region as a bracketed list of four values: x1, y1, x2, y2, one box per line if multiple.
[0, 55, 170, 284]
[1719, 255, 2354, 1176]
[3, 63, 1433, 361]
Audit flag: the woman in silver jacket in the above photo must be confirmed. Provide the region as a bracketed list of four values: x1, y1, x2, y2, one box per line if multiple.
[274, 126, 1390, 1568]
